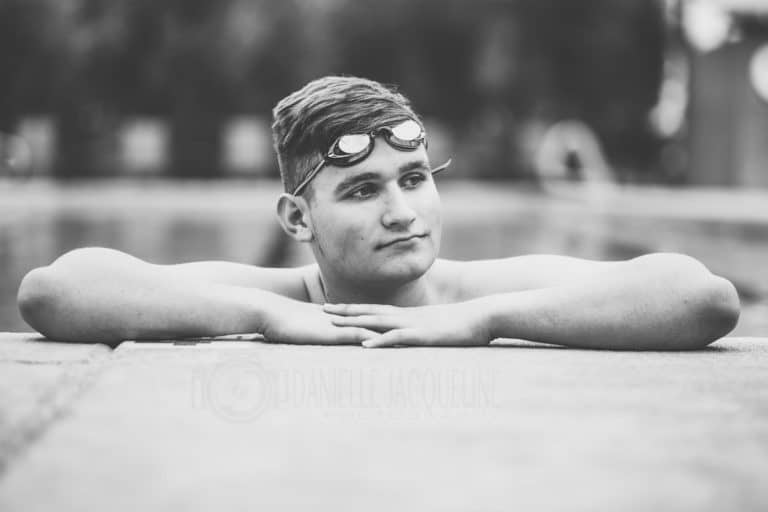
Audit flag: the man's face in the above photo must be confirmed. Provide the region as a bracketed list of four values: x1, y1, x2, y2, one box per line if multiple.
[305, 139, 442, 288]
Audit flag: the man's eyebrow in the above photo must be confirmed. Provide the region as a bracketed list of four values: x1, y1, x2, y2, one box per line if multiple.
[398, 160, 430, 174]
[334, 172, 381, 195]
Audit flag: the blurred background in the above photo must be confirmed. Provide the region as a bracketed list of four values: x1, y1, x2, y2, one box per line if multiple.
[1, 0, 766, 335]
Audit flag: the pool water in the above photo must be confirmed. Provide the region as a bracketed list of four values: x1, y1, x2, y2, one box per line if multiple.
[2, 180, 766, 336]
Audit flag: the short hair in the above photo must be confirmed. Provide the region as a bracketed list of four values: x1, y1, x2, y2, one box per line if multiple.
[271, 76, 420, 195]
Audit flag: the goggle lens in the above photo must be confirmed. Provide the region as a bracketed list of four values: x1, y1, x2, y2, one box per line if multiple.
[390, 119, 423, 142]
[336, 134, 371, 155]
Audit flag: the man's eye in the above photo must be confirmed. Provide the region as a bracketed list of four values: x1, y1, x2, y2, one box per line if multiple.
[401, 173, 427, 189]
[348, 183, 378, 199]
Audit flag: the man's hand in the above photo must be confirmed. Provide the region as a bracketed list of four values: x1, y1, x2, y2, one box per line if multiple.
[323, 302, 492, 348]
[262, 298, 380, 345]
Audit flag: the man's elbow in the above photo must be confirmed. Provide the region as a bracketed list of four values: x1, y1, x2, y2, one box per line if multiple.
[18, 249, 130, 344]
[17, 266, 112, 343]
[17, 266, 60, 339]
[702, 275, 740, 341]
[644, 253, 740, 348]
[654, 253, 740, 334]
[678, 274, 740, 350]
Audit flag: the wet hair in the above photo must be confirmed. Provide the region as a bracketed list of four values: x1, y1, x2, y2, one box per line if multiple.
[271, 75, 420, 195]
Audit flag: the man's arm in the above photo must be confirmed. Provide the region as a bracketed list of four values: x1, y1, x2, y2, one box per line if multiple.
[478, 253, 740, 350]
[17, 247, 373, 345]
[328, 253, 740, 350]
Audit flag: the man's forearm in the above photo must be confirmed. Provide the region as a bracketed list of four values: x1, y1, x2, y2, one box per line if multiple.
[480, 256, 740, 350]
[17, 249, 277, 344]
[19, 267, 275, 344]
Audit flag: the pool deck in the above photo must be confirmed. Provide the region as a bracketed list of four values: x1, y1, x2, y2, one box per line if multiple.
[1, 332, 767, 511]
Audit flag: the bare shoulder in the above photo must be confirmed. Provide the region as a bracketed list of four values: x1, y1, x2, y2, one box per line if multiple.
[431, 255, 623, 300]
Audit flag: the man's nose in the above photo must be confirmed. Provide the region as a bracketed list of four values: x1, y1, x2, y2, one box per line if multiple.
[381, 187, 417, 228]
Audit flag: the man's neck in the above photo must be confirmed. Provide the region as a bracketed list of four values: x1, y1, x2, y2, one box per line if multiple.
[319, 271, 435, 307]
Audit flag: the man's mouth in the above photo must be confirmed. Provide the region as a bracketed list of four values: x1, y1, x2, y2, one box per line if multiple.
[376, 234, 427, 249]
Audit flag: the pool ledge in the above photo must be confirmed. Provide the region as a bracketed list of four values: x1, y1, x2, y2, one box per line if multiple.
[1, 332, 767, 511]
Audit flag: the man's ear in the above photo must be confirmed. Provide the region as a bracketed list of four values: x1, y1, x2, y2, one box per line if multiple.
[276, 193, 314, 243]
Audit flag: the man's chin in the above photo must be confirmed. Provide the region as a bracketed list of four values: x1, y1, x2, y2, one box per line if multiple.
[370, 253, 434, 283]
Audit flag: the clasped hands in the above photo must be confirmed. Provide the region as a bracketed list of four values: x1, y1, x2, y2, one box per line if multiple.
[325, 302, 491, 348]
[327, 301, 492, 348]
[261, 297, 492, 348]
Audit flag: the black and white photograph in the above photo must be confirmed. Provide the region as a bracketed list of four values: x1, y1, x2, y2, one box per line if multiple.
[1, 0, 767, 510]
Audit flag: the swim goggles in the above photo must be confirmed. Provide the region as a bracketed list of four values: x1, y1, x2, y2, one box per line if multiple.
[292, 118, 451, 195]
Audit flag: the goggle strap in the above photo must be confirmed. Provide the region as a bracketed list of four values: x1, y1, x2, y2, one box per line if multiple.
[292, 158, 325, 196]
[431, 158, 452, 175]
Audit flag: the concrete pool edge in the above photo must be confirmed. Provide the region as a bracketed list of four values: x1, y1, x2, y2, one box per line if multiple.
[0, 333, 113, 475]
[1, 331, 767, 512]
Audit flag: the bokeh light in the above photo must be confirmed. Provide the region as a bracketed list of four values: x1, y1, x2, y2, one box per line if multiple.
[749, 43, 768, 103]
[0, 133, 32, 176]
[683, 0, 732, 53]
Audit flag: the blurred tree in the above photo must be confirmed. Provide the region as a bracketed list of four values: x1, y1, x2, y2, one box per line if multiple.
[0, 0, 62, 130]
[0, 0, 665, 180]
[154, 0, 234, 177]
[526, 0, 664, 176]
[110, 0, 306, 177]
[53, 0, 125, 177]
[325, 0, 664, 179]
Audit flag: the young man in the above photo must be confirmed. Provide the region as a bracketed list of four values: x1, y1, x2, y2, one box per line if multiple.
[18, 76, 740, 349]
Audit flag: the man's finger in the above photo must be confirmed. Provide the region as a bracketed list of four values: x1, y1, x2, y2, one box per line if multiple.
[340, 327, 381, 342]
[323, 303, 395, 316]
[321, 327, 381, 344]
[362, 328, 421, 348]
[330, 314, 402, 330]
